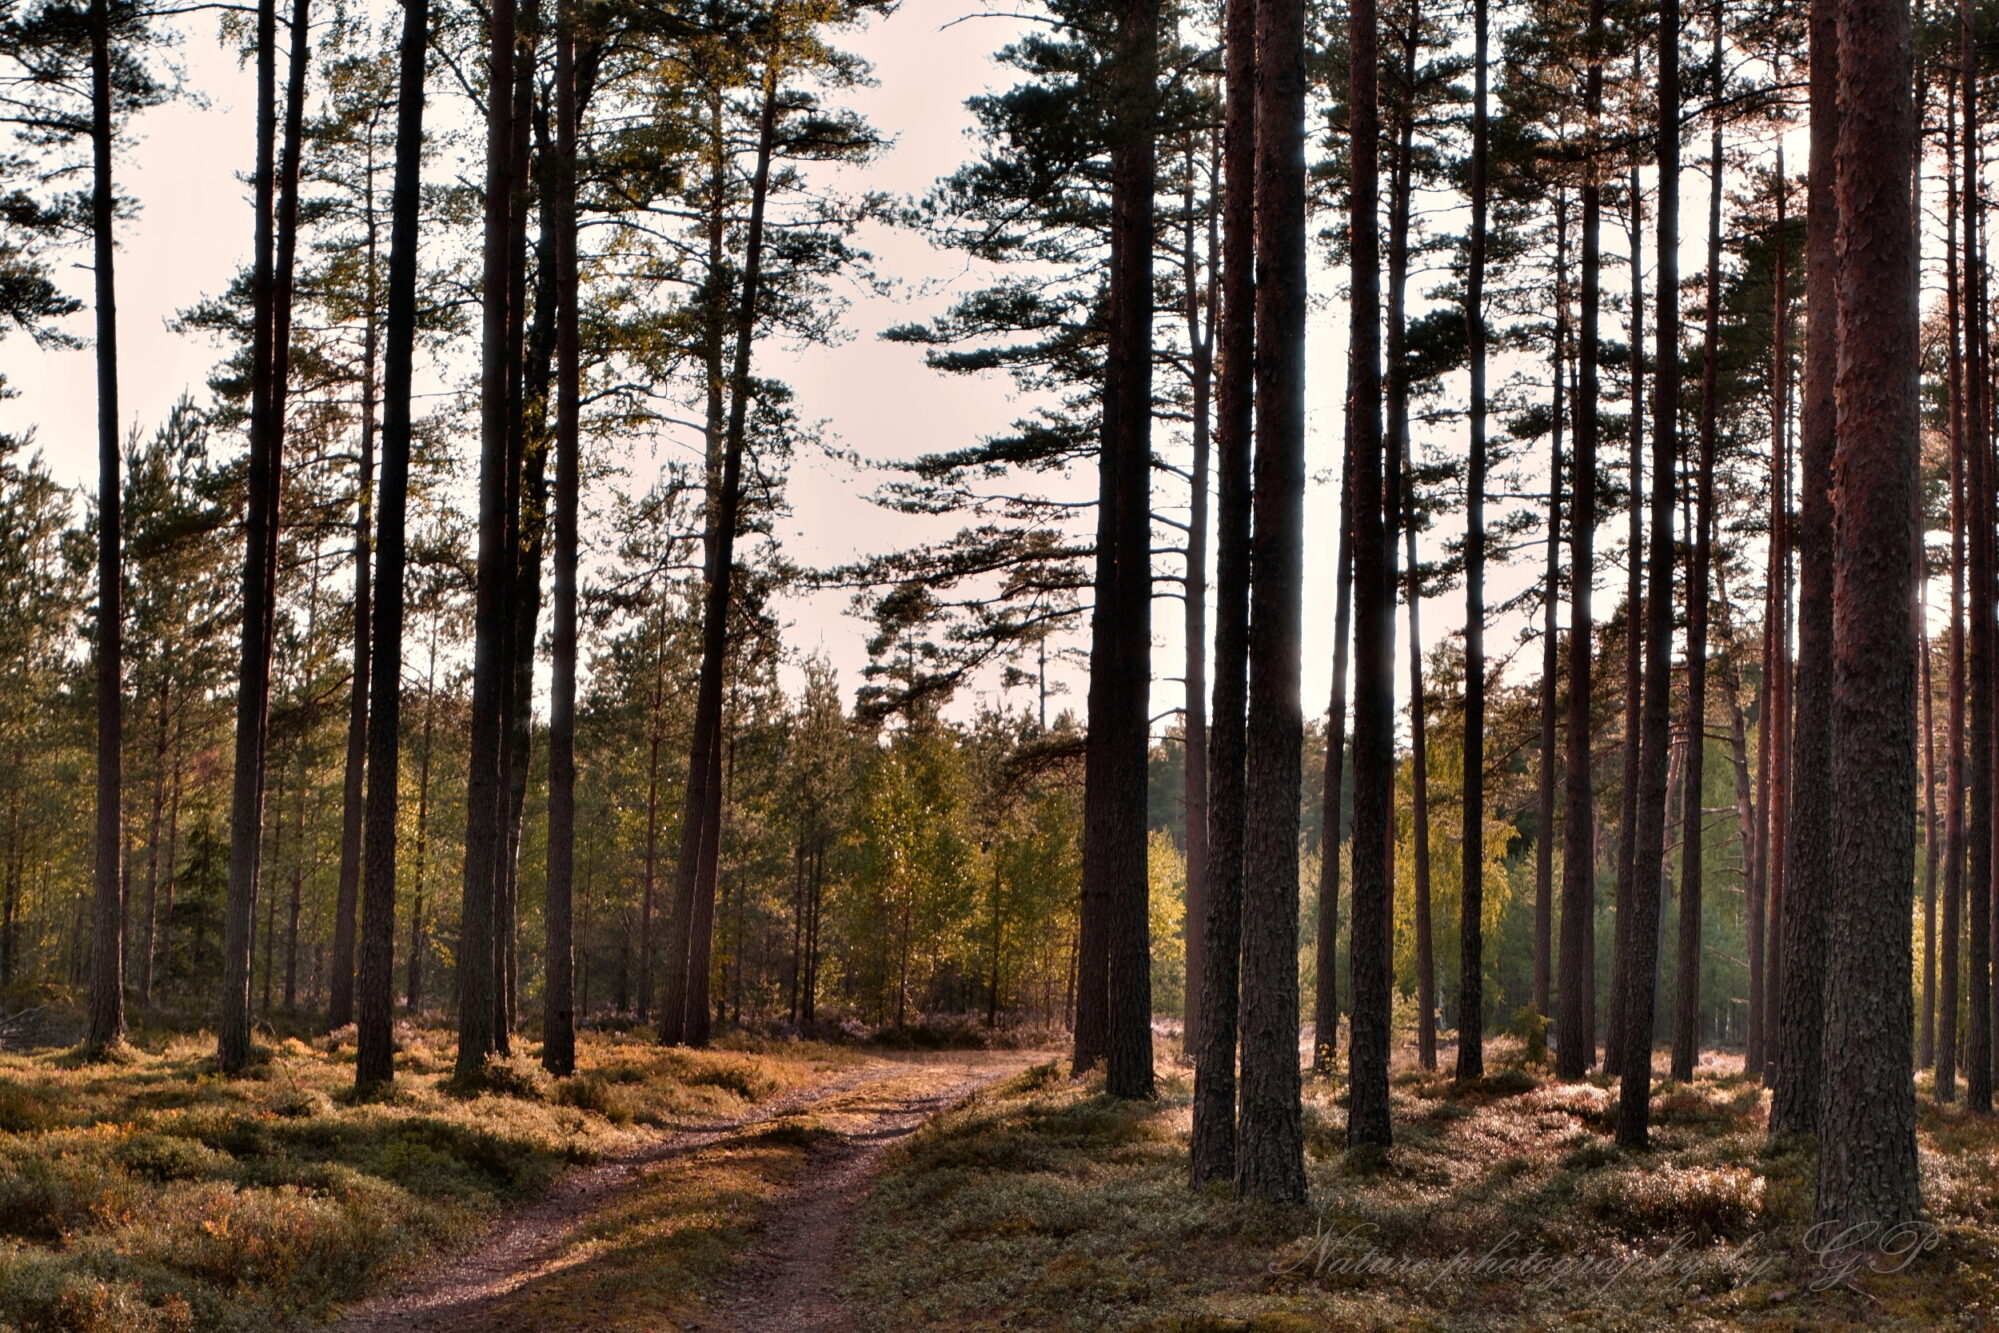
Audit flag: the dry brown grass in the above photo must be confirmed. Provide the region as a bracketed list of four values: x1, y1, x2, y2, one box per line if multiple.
[0, 1023, 857, 1332]
[846, 1038, 1999, 1331]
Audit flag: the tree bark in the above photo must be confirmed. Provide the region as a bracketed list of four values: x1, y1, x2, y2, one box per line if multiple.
[85, 0, 123, 1055]
[1816, 0, 1921, 1225]
[1616, 0, 1680, 1146]
[454, 0, 519, 1079]
[1456, 0, 1490, 1085]
[1771, 0, 1841, 1134]
[1671, 40, 1723, 1084]
[542, 0, 579, 1078]
[1558, 0, 1607, 1082]
[356, 0, 429, 1089]
[329, 221, 377, 1029]
[1100, 0, 1158, 1101]
[1941, 95, 1966, 1101]
[1180, 134, 1212, 1061]
[1237, 0, 1306, 1199]
[1190, 0, 1255, 1183]
[661, 54, 781, 1048]
[1535, 193, 1568, 1023]
[1346, 0, 1394, 1150]
[1607, 146, 1646, 1080]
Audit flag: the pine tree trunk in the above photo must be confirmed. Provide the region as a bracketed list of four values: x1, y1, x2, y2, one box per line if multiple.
[1098, 0, 1158, 1102]
[217, 0, 285, 1075]
[85, 0, 123, 1055]
[1535, 194, 1568, 1023]
[1558, 0, 1607, 1082]
[1607, 150, 1646, 1081]
[1345, 0, 1395, 1150]
[1940, 98, 1966, 1101]
[1456, 0, 1490, 1084]
[1672, 53, 1724, 1084]
[355, 0, 430, 1089]
[1190, 0, 1255, 1183]
[1237, 0, 1306, 1198]
[1771, 0, 1843, 1134]
[1816, 0, 1921, 1225]
[1976, 14, 1999, 1108]
[1314, 423, 1354, 1076]
[329, 260, 376, 1030]
[542, 0, 579, 1078]
[1924, 585, 1940, 1070]
[1615, 0, 1680, 1146]
[661, 58, 780, 1048]
[1181, 133, 1213, 1060]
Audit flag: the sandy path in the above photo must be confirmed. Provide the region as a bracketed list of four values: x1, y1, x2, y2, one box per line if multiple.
[322, 1052, 1028, 1332]
[706, 1059, 1027, 1333]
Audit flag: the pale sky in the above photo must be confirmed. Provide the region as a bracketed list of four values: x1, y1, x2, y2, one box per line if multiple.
[2, 0, 1595, 742]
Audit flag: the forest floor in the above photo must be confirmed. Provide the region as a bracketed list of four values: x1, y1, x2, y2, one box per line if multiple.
[845, 1039, 1999, 1331]
[0, 1021, 887, 1332]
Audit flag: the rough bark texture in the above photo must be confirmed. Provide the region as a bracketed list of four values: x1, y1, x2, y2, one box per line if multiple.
[1189, 0, 1254, 1183]
[1236, 0, 1305, 1198]
[1616, 0, 1679, 1146]
[1817, 0, 1921, 1225]
[1345, 0, 1394, 1150]
[1100, 0, 1158, 1102]
[456, 0, 520, 1080]
[1771, 0, 1842, 1136]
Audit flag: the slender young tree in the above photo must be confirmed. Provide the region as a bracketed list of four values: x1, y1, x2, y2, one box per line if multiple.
[661, 47, 782, 1049]
[1771, 0, 1842, 1135]
[457, 0, 523, 1079]
[1456, 0, 1489, 1084]
[1607, 146, 1645, 1080]
[1940, 96, 1965, 1101]
[1964, 0, 1995, 1114]
[1533, 194, 1567, 1022]
[221, 0, 311, 1072]
[1102, 0, 1159, 1099]
[84, 0, 123, 1055]
[1816, 0, 1921, 1226]
[1190, 0, 1254, 1183]
[1617, 0, 1680, 1146]
[1313, 445, 1352, 1075]
[1346, 0, 1394, 1150]
[1237, 0, 1306, 1197]
[1557, 0, 1607, 1081]
[354, 0, 432, 1090]
[1180, 134, 1212, 1060]
[1671, 15, 1724, 1083]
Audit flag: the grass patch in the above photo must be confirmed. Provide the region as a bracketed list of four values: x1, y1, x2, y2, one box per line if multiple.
[848, 1050, 1999, 1330]
[0, 1023, 853, 1331]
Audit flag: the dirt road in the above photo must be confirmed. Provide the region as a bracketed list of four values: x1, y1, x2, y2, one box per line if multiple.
[324, 1052, 1032, 1332]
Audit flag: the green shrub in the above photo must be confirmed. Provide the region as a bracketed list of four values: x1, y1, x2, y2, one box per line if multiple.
[114, 1135, 229, 1184]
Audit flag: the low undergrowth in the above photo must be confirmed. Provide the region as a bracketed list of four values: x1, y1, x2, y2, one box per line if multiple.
[847, 1040, 1999, 1331]
[0, 1023, 852, 1332]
